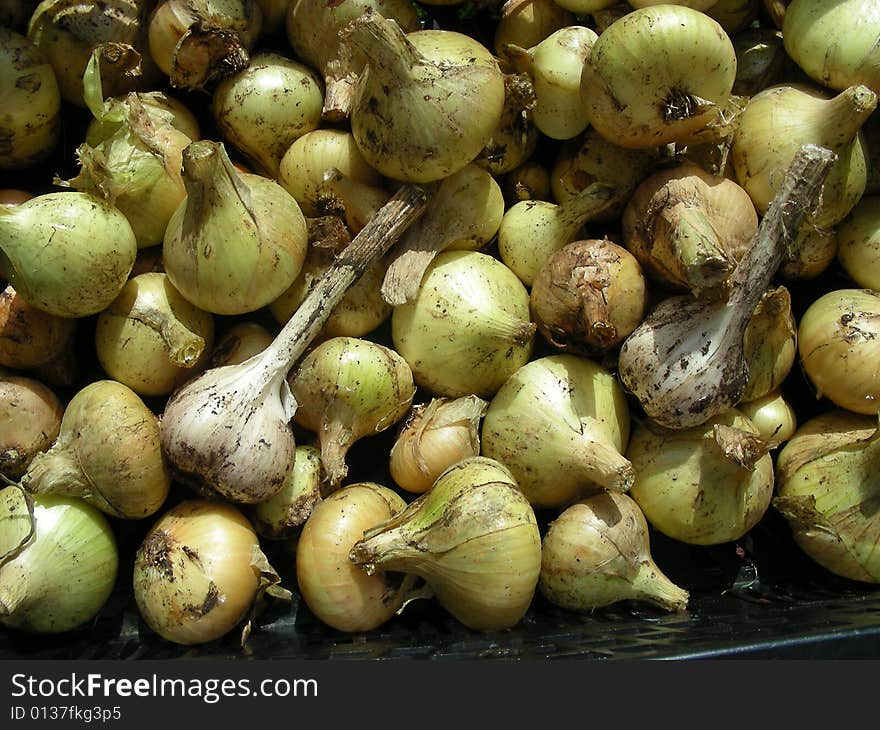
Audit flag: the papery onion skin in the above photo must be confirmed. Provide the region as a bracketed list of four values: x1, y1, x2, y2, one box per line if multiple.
[296, 482, 410, 632]
[0, 375, 63, 480]
[133, 500, 281, 645]
[740, 286, 797, 403]
[579, 5, 736, 149]
[774, 409, 880, 583]
[798, 288, 880, 415]
[0, 488, 118, 634]
[627, 409, 775, 545]
[391, 250, 536, 398]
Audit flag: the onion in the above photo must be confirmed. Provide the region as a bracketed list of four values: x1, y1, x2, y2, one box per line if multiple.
[540, 492, 689, 613]
[0, 191, 137, 318]
[288, 336, 416, 492]
[782, 0, 880, 95]
[315, 168, 389, 234]
[350, 456, 542, 632]
[208, 321, 274, 369]
[95, 272, 215, 398]
[296, 482, 415, 632]
[249, 443, 322, 540]
[797, 288, 880, 415]
[0, 284, 76, 373]
[0, 486, 118, 634]
[254, 0, 289, 36]
[838, 196, 880, 290]
[133, 499, 290, 646]
[22, 380, 171, 521]
[627, 409, 775, 545]
[774, 409, 880, 583]
[342, 13, 506, 183]
[740, 286, 797, 403]
[480, 353, 632, 509]
[162, 140, 308, 316]
[0, 190, 33, 206]
[730, 27, 795, 98]
[493, 0, 574, 57]
[579, 6, 737, 149]
[0, 27, 60, 171]
[0, 375, 63, 480]
[501, 160, 551, 204]
[391, 250, 536, 399]
[738, 390, 797, 448]
[286, 0, 421, 122]
[473, 76, 541, 177]
[706, 0, 759, 33]
[212, 52, 323, 178]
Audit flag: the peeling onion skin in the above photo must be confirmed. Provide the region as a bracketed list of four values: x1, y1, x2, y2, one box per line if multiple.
[0, 375, 63, 480]
[579, 5, 737, 149]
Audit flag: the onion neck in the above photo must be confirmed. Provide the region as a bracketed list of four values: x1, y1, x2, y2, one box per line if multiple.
[632, 561, 689, 613]
[816, 85, 878, 152]
[342, 14, 425, 84]
[556, 183, 617, 235]
[126, 298, 205, 367]
[577, 435, 634, 493]
[318, 419, 353, 493]
[656, 204, 732, 297]
[23, 448, 100, 505]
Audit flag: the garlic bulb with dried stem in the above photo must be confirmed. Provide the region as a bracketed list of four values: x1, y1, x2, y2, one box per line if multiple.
[481, 353, 633, 509]
[529, 238, 648, 356]
[540, 492, 689, 613]
[289, 336, 416, 493]
[350, 456, 542, 632]
[627, 409, 775, 545]
[621, 162, 758, 299]
[0, 375, 63, 480]
[774, 409, 880, 583]
[389, 395, 488, 494]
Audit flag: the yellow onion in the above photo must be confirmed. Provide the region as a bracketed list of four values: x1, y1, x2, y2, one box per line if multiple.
[0, 487, 118, 634]
[473, 75, 541, 177]
[501, 160, 551, 204]
[0, 191, 137, 318]
[529, 238, 648, 356]
[296, 482, 415, 632]
[0, 27, 60, 171]
[389, 395, 488, 494]
[249, 443, 322, 540]
[493, 0, 574, 57]
[0, 375, 63, 480]
[133, 499, 290, 646]
[343, 14, 506, 183]
[391, 250, 536, 398]
[540, 492, 689, 613]
[350, 456, 542, 632]
[289, 336, 416, 492]
[627, 409, 774, 545]
[481, 353, 632, 509]
[212, 52, 323, 178]
[740, 286, 797, 403]
[738, 390, 797, 448]
[163, 140, 308, 315]
[774, 409, 880, 583]
[580, 6, 737, 149]
[208, 321, 274, 369]
[798, 288, 880, 415]
[314, 168, 389, 234]
[94, 272, 215, 398]
[0, 284, 76, 373]
[838, 196, 880, 290]
[22, 380, 170, 520]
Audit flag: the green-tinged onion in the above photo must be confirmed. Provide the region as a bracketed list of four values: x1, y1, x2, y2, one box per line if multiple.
[249, 444, 323, 540]
[838, 196, 880, 290]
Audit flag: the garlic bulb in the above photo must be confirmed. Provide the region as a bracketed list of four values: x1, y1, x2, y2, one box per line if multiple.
[0, 28, 60, 171]
[497, 182, 617, 287]
[529, 238, 648, 356]
[278, 128, 383, 218]
[621, 162, 758, 299]
[838, 196, 880, 290]
[297, 481, 416, 632]
[493, 0, 574, 57]
[774, 409, 880, 583]
[798, 288, 880, 415]
[391, 250, 536, 398]
[23, 380, 171, 520]
[250, 443, 322, 540]
[162, 140, 308, 315]
[286, 0, 420, 121]
[0, 284, 76, 372]
[501, 25, 597, 141]
[738, 390, 797, 448]
[0, 191, 137, 318]
[147, 0, 263, 90]
[540, 492, 689, 613]
[0, 487, 118, 634]
[782, 0, 880, 95]
[26, 0, 160, 106]
[551, 128, 660, 224]
[627, 409, 775, 545]
[209, 321, 274, 369]
[617, 144, 836, 430]
[579, 6, 737, 149]
[740, 286, 797, 403]
[212, 52, 324, 178]
[481, 353, 633, 509]
[58, 53, 195, 250]
[381, 163, 505, 306]
[133, 499, 290, 645]
[350, 456, 542, 632]
[289, 336, 416, 492]
[95, 273, 215, 397]
[389, 395, 488, 494]
[343, 14, 506, 183]
[0, 375, 63, 480]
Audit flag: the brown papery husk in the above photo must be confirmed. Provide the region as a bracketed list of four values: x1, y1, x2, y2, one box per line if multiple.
[529, 238, 648, 356]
